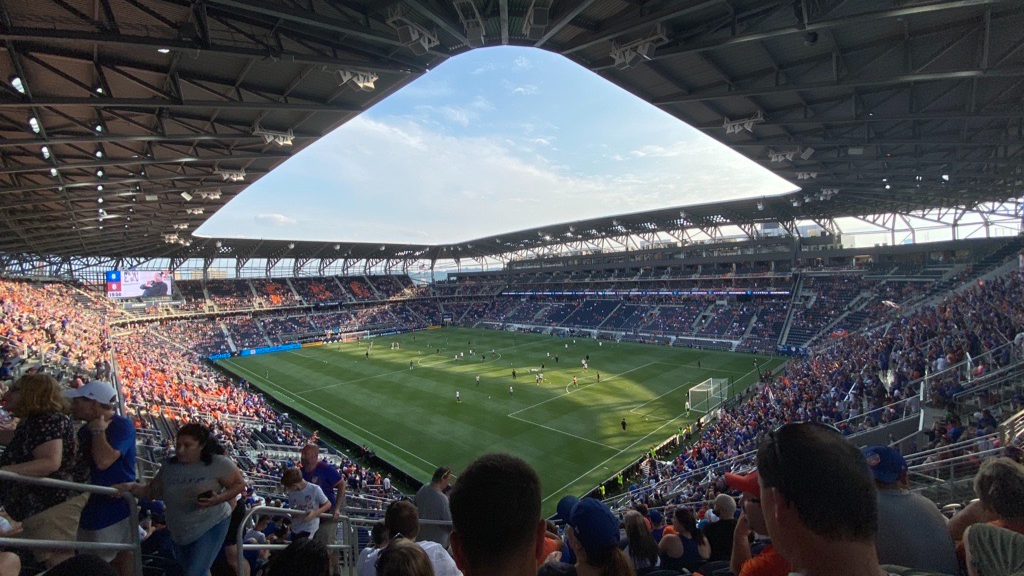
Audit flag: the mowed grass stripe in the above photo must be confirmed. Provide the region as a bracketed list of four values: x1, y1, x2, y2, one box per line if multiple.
[219, 327, 784, 514]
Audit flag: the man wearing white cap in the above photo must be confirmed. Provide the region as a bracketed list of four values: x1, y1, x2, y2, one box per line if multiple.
[66, 381, 137, 576]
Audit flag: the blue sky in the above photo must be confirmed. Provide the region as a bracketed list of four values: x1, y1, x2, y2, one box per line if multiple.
[196, 47, 796, 245]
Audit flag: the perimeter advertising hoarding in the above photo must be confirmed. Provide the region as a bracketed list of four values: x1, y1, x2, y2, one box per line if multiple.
[105, 270, 173, 299]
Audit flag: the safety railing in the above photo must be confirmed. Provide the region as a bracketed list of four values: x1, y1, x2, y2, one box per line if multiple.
[236, 505, 356, 576]
[0, 470, 142, 575]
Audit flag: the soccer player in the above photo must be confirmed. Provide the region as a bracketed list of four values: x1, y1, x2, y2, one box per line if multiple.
[508, 386, 513, 396]
[475, 376, 480, 386]
[511, 369, 516, 379]
[572, 376, 578, 387]
[621, 419, 627, 431]
[596, 372, 600, 383]
[456, 391, 461, 403]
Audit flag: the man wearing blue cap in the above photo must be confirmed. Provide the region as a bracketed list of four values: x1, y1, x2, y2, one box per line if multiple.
[863, 445, 958, 575]
[565, 498, 631, 576]
[66, 381, 136, 576]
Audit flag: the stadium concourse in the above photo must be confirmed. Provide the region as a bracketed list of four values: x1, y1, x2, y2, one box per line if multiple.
[1, 244, 1024, 574]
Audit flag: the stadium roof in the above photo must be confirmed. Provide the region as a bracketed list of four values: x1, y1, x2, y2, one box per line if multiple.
[1, 0, 1022, 264]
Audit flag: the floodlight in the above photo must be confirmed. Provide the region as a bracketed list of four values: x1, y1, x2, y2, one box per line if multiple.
[180, 191, 193, 201]
[335, 70, 378, 92]
[215, 169, 246, 182]
[608, 24, 667, 69]
[723, 110, 764, 134]
[253, 125, 294, 146]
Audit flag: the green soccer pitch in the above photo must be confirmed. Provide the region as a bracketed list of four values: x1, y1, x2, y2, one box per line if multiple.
[217, 327, 782, 514]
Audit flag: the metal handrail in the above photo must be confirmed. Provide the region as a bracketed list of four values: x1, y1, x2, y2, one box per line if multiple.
[0, 470, 142, 576]
[236, 504, 354, 576]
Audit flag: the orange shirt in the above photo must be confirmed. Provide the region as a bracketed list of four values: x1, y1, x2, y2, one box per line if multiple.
[536, 534, 562, 565]
[738, 544, 790, 576]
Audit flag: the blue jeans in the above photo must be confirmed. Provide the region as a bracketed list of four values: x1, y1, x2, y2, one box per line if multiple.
[173, 516, 231, 576]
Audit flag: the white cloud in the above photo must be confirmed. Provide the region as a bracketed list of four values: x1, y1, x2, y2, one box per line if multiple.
[513, 56, 532, 69]
[440, 106, 470, 127]
[472, 63, 497, 74]
[513, 84, 538, 95]
[200, 114, 795, 244]
[255, 213, 297, 226]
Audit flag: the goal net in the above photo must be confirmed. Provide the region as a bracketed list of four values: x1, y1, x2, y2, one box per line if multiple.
[688, 377, 729, 413]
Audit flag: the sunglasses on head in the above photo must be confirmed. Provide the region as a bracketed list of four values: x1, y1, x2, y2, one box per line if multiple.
[764, 421, 843, 493]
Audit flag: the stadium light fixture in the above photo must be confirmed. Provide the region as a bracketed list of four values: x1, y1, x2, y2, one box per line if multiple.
[157, 48, 171, 54]
[768, 148, 801, 163]
[49, 168, 58, 177]
[453, 0, 486, 48]
[252, 125, 294, 146]
[387, 7, 439, 56]
[609, 24, 668, 69]
[757, 200, 764, 211]
[40, 146, 50, 160]
[334, 70, 378, 92]
[723, 110, 764, 134]
[215, 169, 246, 182]
[9, 76, 25, 94]
[28, 116, 40, 134]
[180, 191, 193, 201]
[173, 223, 189, 230]
[795, 172, 817, 180]
[185, 208, 204, 215]
[199, 190, 222, 200]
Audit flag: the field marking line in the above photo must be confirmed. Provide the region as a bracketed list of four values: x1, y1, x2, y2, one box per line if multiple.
[540, 414, 684, 503]
[292, 349, 509, 394]
[220, 359, 439, 472]
[506, 414, 619, 451]
[507, 360, 659, 414]
[628, 382, 693, 416]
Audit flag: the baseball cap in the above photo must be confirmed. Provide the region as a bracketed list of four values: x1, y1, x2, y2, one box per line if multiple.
[725, 470, 760, 496]
[556, 495, 579, 523]
[64, 380, 117, 405]
[648, 509, 664, 525]
[862, 445, 908, 484]
[567, 498, 620, 557]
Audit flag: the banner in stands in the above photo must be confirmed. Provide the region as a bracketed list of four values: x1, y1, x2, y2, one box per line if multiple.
[105, 270, 173, 299]
[240, 343, 301, 356]
[209, 353, 231, 361]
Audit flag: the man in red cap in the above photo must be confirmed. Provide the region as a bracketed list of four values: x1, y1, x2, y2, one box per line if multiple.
[725, 470, 791, 576]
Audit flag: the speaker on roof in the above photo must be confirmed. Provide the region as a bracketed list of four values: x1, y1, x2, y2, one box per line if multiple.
[409, 37, 430, 55]
[397, 25, 419, 44]
[466, 22, 485, 47]
[532, 7, 549, 26]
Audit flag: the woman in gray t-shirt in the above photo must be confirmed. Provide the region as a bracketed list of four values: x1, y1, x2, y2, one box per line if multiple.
[117, 423, 245, 576]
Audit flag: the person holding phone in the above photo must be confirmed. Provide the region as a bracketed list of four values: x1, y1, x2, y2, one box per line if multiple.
[115, 423, 245, 576]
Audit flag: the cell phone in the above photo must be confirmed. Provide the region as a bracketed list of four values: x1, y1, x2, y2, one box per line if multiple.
[198, 490, 214, 501]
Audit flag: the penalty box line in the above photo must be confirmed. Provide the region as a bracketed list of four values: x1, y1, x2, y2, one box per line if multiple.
[506, 414, 619, 451]
[628, 381, 693, 420]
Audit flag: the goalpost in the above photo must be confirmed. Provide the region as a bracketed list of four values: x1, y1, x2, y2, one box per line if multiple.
[688, 377, 729, 413]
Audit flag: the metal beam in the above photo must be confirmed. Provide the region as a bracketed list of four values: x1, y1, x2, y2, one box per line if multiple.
[0, 96, 361, 113]
[654, 66, 1024, 105]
